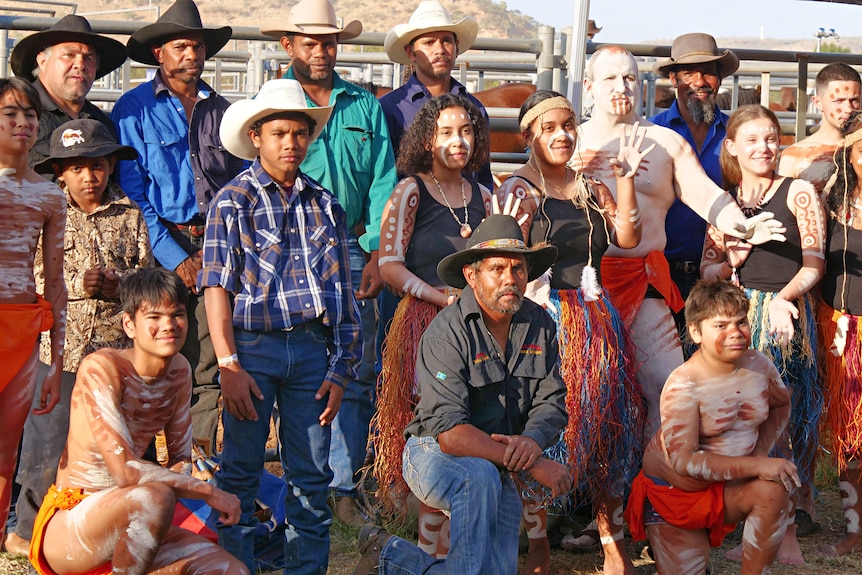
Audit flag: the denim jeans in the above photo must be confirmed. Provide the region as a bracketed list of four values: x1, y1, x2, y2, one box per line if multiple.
[379, 436, 522, 575]
[214, 323, 333, 575]
[329, 236, 377, 497]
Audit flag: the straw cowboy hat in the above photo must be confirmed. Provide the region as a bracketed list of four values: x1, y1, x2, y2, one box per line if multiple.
[260, 0, 362, 41]
[437, 215, 558, 289]
[34, 118, 138, 174]
[126, 0, 232, 66]
[654, 33, 739, 79]
[384, 0, 479, 65]
[219, 79, 334, 161]
[11, 14, 128, 81]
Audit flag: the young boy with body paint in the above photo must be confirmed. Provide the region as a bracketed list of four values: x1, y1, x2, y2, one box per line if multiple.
[625, 278, 798, 575]
[29, 268, 248, 575]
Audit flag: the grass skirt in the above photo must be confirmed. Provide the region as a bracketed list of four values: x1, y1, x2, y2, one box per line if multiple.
[517, 288, 646, 508]
[744, 288, 821, 481]
[817, 302, 862, 470]
[369, 295, 441, 519]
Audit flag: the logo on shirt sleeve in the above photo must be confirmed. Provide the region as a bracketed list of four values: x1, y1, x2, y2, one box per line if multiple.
[436, 371, 447, 381]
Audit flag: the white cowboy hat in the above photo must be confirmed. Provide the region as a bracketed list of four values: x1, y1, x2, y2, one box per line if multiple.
[384, 0, 478, 65]
[219, 79, 333, 160]
[260, 0, 362, 41]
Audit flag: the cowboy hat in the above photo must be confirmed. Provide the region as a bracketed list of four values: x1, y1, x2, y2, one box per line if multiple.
[654, 33, 739, 79]
[437, 215, 557, 289]
[260, 0, 362, 41]
[384, 0, 478, 65]
[127, 0, 232, 66]
[10, 15, 128, 81]
[219, 79, 333, 160]
[34, 118, 137, 174]
[587, 20, 602, 36]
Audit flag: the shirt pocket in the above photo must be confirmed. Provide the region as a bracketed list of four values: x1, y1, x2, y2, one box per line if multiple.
[142, 128, 184, 174]
[246, 227, 283, 286]
[199, 133, 234, 183]
[305, 225, 339, 275]
[340, 126, 373, 176]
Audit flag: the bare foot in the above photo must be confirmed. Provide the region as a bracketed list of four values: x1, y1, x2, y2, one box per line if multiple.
[819, 532, 862, 556]
[777, 527, 805, 565]
[521, 537, 550, 575]
[724, 543, 742, 562]
[2, 532, 29, 556]
[601, 540, 636, 575]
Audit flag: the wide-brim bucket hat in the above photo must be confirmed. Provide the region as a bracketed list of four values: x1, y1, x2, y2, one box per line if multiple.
[34, 118, 138, 174]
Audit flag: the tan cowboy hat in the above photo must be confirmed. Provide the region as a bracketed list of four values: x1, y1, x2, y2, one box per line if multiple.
[260, 0, 362, 41]
[127, 0, 232, 66]
[220, 79, 333, 161]
[11, 15, 128, 81]
[654, 33, 739, 79]
[384, 0, 479, 65]
[437, 215, 557, 289]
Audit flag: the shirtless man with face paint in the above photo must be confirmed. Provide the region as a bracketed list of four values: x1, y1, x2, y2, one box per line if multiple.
[572, 46, 786, 440]
[30, 268, 248, 575]
[779, 63, 861, 195]
[626, 279, 797, 575]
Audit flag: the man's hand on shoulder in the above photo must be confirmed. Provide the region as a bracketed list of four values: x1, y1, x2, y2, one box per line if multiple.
[356, 251, 382, 300]
[528, 458, 573, 498]
[316, 378, 344, 426]
[207, 486, 242, 526]
[491, 433, 541, 471]
[219, 363, 263, 421]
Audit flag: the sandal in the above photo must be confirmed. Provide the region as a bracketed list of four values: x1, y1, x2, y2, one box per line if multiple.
[560, 527, 600, 552]
[795, 509, 821, 537]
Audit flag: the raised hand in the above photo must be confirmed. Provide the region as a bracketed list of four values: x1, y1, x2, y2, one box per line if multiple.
[609, 121, 656, 178]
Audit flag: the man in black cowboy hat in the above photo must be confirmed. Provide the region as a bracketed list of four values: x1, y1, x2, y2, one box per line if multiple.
[651, 33, 739, 343]
[9, 14, 127, 169]
[354, 215, 570, 575]
[112, 0, 246, 456]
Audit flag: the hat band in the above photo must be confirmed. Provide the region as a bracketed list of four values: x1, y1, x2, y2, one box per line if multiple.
[470, 238, 527, 250]
[673, 50, 723, 60]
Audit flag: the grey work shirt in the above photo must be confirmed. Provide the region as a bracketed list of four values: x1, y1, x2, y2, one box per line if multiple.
[405, 286, 567, 450]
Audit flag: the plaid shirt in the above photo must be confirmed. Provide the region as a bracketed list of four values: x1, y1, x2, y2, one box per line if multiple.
[199, 160, 362, 389]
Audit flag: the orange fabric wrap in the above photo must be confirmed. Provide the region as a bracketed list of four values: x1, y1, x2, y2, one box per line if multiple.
[624, 471, 736, 547]
[30, 485, 112, 575]
[601, 251, 684, 328]
[0, 295, 53, 393]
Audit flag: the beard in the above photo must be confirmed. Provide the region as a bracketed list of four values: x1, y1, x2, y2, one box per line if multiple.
[475, 283, 524, 315]
[687, 94, 717, 126]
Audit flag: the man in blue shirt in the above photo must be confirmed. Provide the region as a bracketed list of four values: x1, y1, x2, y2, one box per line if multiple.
[651, 33, 739, 338]
[201, 78, 362, 575]
[112, 0, 246, 452]
[381, 0, 492, 190]
[260, 0, 397, 528]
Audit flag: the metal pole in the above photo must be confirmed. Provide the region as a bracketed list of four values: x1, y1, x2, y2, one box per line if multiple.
[536, 25, 554, 91]
[796, 57, 809, 141]
[567, 0, 590, 114]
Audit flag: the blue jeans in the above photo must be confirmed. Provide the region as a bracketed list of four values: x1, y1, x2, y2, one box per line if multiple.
[214, 323, 333, 575]
[379, 436, 522, 575]
[329, 237, 377, 497]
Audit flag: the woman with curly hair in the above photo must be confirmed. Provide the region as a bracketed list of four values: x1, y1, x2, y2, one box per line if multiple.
[495, 90, 652, 575]
[371, 93, 493, 557]
[817, 110, 862, 557]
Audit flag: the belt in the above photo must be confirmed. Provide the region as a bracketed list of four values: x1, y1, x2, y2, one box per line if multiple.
[669, 260, 699, 275]
[160, 216, 206, 238]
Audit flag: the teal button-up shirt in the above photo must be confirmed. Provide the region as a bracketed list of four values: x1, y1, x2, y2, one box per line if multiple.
[283, 68, 397, 252]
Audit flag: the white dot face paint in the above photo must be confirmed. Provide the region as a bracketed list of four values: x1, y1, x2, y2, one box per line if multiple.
[433, 106, 475, 170]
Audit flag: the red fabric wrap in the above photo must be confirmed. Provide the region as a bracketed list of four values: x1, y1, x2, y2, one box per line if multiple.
[0, 295, 53, 393]
[601, 251, 684, 328]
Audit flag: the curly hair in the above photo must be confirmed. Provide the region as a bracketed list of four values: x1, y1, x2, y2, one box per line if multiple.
[719, 104, 780, 190]
[825, 110, 862, 218]
[396, 93, 489, 175]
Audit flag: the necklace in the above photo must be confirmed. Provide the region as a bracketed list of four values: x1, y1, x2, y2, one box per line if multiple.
[430, 171, 471, 238]
[530, 159, 571, 197]
[736, 172, 776, 217]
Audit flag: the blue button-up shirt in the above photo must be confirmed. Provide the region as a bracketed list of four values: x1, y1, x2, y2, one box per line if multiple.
[651, 101, 728, 262]
[379, 73, 494, 190]
[199, 160, 362, 390]
[112, 71, 247, 270]
[282, 68, 397, 253]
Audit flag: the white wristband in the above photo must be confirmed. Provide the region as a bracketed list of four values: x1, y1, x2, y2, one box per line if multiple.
[217, 353, 239, 368]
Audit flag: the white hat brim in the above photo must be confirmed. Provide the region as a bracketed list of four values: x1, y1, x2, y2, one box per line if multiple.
[384, 17, 478, 65]
[219, 98, 333, 161]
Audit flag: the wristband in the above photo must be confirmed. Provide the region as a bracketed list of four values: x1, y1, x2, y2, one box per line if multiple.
[217, 353, 239, 368]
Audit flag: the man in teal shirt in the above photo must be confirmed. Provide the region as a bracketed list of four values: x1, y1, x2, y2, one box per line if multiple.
[262, 0, 397, 526]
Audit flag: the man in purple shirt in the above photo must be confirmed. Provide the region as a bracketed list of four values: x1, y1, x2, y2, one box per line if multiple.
[650, 33, 738, 338]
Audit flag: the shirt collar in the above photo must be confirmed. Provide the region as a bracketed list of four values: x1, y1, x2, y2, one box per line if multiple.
[152, 69, 214, 100]
[65, 181, 132, 214]
[283, 68, 361, 104]
[406, 73, 468, 103]
[667, 99, 726, 129]
[249, 158, 324, 202]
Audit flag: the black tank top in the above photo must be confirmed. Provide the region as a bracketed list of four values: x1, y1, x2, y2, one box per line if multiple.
[521, 176, 609, 290]
[732, 177, 802, 292]
[404, 176, 486, 286]
[822, 217, 862, 315]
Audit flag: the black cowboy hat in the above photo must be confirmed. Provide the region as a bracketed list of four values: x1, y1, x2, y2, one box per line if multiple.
[127, 0, 232, 66]
[34, 118, 138, 174]
[10, 14, 128, 81]
[437, 215, 558, 289]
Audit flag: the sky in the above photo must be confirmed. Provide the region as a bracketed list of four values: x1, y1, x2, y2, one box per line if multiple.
[501, 0, 862, 44]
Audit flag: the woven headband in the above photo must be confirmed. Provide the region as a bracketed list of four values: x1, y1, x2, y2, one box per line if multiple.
[845, 127, 862, 148]
[519, 96, 575, 131]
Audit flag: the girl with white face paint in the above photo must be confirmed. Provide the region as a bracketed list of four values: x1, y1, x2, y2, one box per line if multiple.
[373, 94, 494, 557]
[701, 104, 826, 565]
[817, 109, 862, 557]
[495, 90, 655, 575]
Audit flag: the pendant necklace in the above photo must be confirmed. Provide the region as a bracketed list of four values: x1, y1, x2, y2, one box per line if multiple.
[736, 172, 776, 217]
[430, 171, 471, 238]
